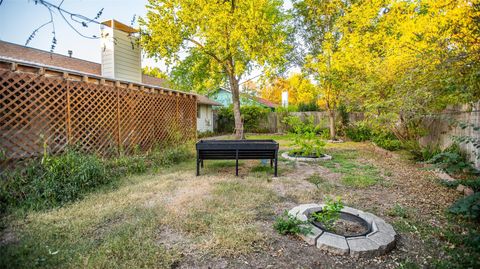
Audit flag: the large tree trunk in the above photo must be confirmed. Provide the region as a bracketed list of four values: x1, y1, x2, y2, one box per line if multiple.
[229, 75, 244, 139]
[328, 109, 336, 140]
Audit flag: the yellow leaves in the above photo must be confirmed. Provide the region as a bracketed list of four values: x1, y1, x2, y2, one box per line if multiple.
[259, 73, 318, 106]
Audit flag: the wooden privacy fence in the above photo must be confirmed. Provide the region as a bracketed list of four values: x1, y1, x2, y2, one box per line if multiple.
[0, 60, 197, 161]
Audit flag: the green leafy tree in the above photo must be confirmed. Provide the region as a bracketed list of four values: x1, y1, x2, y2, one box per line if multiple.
[142, 66, 169, 80]
[140, 0, 291, 138]
[292, 0, 349, 140]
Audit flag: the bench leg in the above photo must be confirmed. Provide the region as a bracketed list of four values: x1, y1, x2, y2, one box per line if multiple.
[274, 151, 278, 177]
[196, 159, 200, 176]
[201, 160, 204, 168]
[235, 150, 239, 176]
[270, 159, 273, 168]
[196, 149, 200, 176]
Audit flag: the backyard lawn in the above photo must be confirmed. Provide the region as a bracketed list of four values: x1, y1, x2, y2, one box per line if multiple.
[1, 134, 478, 268]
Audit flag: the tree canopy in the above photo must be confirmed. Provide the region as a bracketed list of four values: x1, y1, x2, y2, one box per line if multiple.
[140, 0, 291, 137]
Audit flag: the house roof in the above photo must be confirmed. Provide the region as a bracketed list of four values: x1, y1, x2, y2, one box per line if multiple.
[252, 96, 278, 108]
[0, 40, 169, 88]
[196, 94, 223, 106]
[212, 88, 277, 108]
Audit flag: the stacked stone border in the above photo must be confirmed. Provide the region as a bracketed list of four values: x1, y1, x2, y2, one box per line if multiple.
[281, 152, 333, 162]
[289, 204, 397, 257]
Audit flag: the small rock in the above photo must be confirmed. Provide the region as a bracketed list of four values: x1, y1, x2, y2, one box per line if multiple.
[436, 169, 456, 182]
[456, 184, 466, 192]
[464, 187, 474, 196]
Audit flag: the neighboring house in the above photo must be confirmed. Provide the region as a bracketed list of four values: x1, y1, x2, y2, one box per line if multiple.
[196, 95, 223, 133]
[208, 88, 277, 111]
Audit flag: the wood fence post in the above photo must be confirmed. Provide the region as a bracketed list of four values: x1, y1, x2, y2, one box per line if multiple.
[64, 72, 72, 145]
[116, 81, 121, 155]
[176, 92, 180, 129]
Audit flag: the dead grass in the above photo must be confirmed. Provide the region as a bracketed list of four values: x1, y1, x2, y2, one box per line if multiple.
[0, 135, 476, 268]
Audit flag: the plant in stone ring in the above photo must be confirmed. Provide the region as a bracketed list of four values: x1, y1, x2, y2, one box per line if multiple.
[311, 196, 344, 230]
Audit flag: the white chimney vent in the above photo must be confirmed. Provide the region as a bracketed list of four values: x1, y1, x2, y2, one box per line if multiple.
[100, 19, 141, 83]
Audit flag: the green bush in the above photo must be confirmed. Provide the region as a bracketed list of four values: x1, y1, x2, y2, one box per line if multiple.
[417, 144, 442, 162]
[310, 196, 344, 231]
[273, 210, 312, 235]
[440, 178, 480, 192]
[298, 101, 320, 112]
[345, 123, 372, 142]
[372, 133, 403, 151]
[282, 115, 320, 134]
[319, 128, 330, 140]
[449, 192, 480, 220]
[198, 130, 215, 138]
[0, 150, 109, 212]
[216, 105, 270, 133]
[0, 145, 194, 213]
[149, 144, 193, 168]
[427, 145, 479, 176]
[291, 132, 326, 157]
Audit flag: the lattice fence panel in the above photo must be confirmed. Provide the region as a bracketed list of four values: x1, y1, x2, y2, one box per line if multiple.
[151, 93, 177, 146]
[0, 71, 67, 159]
[69, 81, 118, 155]
[1, 66, 197, 161]
[178, 96, 197, 141]
[119, 88, 156, 153]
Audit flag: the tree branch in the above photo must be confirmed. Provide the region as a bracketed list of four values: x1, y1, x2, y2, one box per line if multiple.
[185, 38, 230, 72]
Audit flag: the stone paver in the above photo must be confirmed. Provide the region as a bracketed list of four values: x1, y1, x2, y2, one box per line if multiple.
[299, 224, 323, 245]
[288, 204, 321, 221]
[347, 236, 381, 258]
[367, 231, 396, 252]
[341, 206, 362, 216]
[374, 220, 397, 238]
[317, 232, 350, 255]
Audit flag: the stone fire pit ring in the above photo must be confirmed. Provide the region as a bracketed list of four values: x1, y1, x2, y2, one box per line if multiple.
[281, 152, 332, 162]
[289, 204, 397, 258]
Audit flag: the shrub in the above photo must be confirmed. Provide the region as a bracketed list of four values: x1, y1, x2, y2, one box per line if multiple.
[216, 105, 270, 133]
[416, 144, 442, 162]
[0, 145, 194, 213]
[298, 101, 320, 112]
[198, 130, 216, 138]
[273, 210, 312, 235]
[310, 196, 344, 230]
[0, 150, 109, 212]
[282, 115, 320, 134]
[345, 123, 372, 142]
[372, 133, 403, 151]
[149, 144, 193, 168]
[427, 145, 479, 176]
[319, 128, 330, 140]
[291, 132, 326, 157]
[441, 178, 480, 192]
[449, 192, 480, 220]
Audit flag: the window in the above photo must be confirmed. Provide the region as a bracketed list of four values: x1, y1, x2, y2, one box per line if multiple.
[197, 106, 201, 118]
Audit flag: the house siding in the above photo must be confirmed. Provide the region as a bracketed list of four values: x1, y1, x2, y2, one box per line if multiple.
[113, 29, 142, 83]
[197, 104, 213, 133]
[100, 27, 115, 78]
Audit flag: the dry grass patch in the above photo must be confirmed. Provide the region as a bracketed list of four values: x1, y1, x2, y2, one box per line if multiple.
[162, 178, 280, 256]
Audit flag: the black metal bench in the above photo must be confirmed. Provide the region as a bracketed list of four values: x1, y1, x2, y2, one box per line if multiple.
[196, 139, 279, 176]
